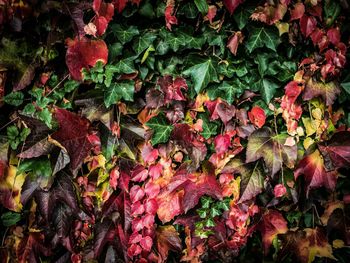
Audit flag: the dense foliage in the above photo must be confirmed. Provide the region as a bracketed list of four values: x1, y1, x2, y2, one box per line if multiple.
[1, 0, 350, 262]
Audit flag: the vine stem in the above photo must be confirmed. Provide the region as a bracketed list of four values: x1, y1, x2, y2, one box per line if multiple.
[274, 106, 284, 184]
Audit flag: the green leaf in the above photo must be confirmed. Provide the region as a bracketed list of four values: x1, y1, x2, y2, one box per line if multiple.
[37, 108, 52, 128]
[106, 58, 136, 75]
[20, 127, 31, 141]
[183, 57, 218, 94]
[205, 217, 216, 227]
[132, 32, 157, 56]
[104, 81, 135, 108]
[194, 0, 208, 14]
[233, 6, 254, 30]
[111, 24, 140, 44]
[63, 80, 79, 93]
[200, 196, 213, 208]
[341, 75, 350, 95]
[197, 208, 207, 219]
[18, 158, 53, 188]
[7, 125, 19, 139]
[199, 113, 219, 139]
[145, 113, 174, 145]
[256, 78, 280, 104]
[1, 212, 21, 227]
[4, 91, 24, 106]
[207, 80, 244, 104]
[210, 206, 221, 217]
[245, 27, 281, 53]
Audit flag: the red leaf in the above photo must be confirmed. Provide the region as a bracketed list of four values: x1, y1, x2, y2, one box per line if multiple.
[109, 168, 120, 190]
[227, 31, 244, 56]
[131, 165, 148, 182]
[248, 106, 266, 128]
[52, 108, 93, 171]
[205, 99, 235, 124]
[273, 184, 286, 198]
[300, 15, 317, 38]
[130, 185, 145, 203]
[206, 5, 217, 24]
[214, 134, 231, 155]
[290, 2, 305, 21]
[144, 181, 160, 199]
[141, 143, 159, 164]
[258, 210, 288, 253]
[165, 4, 177, 31]
[65, 37, 108, 80]
[131, 201, 145, 216]
[327, 28, 341, 46]
[294, 150, 337, 194]
[157, 75, 188, 104]
[113, 0, 128, 13]
[223, 0, 243, 15]
[144, 198, 158, 215]
[93, 0, 114, 35]
[140, 236, 153, 251]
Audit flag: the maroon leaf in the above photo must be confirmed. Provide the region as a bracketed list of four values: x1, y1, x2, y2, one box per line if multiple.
[65, 37, 108, 80]
[300, 15, 317, 38]
[17, 232, 52, 263]
[51, 108, 93, 171]
[223, 0, 243, 15]
[318, 131, 350, 169]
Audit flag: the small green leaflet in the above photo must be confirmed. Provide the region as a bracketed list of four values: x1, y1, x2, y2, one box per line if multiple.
[145, 113, 174, 145]
[111, 24, 139, 44]
[245, 27, 281, 53]
[183, 57, 219, 94]
[4, 91, 24, 106]
[1, 212, 21, 227]
[104, 81, 135, 108]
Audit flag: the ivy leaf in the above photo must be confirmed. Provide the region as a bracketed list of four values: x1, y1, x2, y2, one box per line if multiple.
[233, 6, 253, 30]
[246, 128, 297, 177]
[199, 113, 219, 140]
[245, 27, 281, 53]
[146, 113, 174, 145]
[194, 0, 208, 14]
[3, 91, 24, 106]
[222, 159, 264, 202]
[207, 80, 245, 104]
[303, 78, 340, 106]
[132, 32, 157, 56]
[110, 24, 139, 44]
[106, 58, 136, 75]
[104, 81, 135, 108]
[183, 57, 219, 94]
[51, 108, 93, 172]
[254, 78, 279, 104]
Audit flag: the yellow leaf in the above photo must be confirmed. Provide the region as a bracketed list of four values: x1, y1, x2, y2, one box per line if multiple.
[276, 22, 289, 36]
[141, 45, 155, 64]
[303, 137, 315, 150]
[332, 239, 345, 249]
[302, 117, 316, 136]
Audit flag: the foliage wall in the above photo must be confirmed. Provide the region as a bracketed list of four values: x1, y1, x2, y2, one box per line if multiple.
[1, 0, 350, 262]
